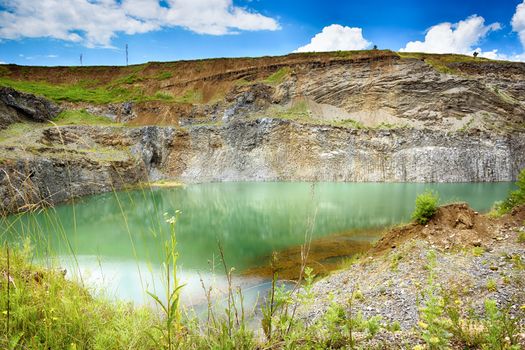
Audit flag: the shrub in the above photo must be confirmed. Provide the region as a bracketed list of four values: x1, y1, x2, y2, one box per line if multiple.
[498, 168, 525, 214]
[412, 190, 439, 224]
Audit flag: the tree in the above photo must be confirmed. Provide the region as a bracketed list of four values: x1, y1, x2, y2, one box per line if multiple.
[473, 51, 479, 58]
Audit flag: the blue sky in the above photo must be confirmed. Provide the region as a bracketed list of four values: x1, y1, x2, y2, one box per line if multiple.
[1, 0, 525, 66]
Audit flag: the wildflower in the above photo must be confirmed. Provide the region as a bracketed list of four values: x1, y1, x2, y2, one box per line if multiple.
[412, 345, 424, 350]
[165, 216, 176, 225]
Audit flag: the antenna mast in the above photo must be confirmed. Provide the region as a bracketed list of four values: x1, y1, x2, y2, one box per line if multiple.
[125, 44, 128, 66]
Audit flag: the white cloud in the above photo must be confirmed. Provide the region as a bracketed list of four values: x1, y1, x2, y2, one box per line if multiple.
[512, 1, 525, 48]
[400, 15, 500, 56]
[295, 24, 371, 53]
[0, 0, 280, 47]
[0, 61, 5, 64]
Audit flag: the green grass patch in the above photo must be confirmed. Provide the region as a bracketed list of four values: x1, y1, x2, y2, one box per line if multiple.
[0, 122, 40, 142]
[333, 118, 366, 129]
[472, 247, 486, 257]
[0, 77, 177, 105]
[263, 67, 291, 85]
[53, 110, 116, 126]
[0, 244, 158, 349]
[518, 231, 525, 244]
[153, 91, 174, 101]
[268, 100, 311, 121]
[397, 52, 491, 74]
[154, 71, 173, 81]
[0, 78, 140, 104]
[174, 88, 203, 104]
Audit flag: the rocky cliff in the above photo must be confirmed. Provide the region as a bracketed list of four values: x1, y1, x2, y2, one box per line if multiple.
[1, 51, 524, 213]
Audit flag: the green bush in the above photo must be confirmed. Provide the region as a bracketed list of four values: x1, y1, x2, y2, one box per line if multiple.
[412, 190, 439, 224]
[498, 168, 525, 213]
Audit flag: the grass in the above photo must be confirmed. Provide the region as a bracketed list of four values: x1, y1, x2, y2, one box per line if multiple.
[333, 118, 366, 129]
[263, 67, 291, 85]
[0, 77, 174, 105]
[518, 230, 525, 244]
[174, 88, 203, 104]
[266, 99, 311, 121]
[154, 72, 173, 81]
[52, 110, 116, 126]
[472, 247, 486, 257]
[0, 78, 141, 104]
[486, 279, 498, 292]
[397, 52, 492, 74]
[0, 243, 158, 349]
[0, 122, 40, 142]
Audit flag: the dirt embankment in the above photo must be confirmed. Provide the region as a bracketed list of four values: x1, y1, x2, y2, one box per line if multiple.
[373, 203, 523, 253]
[292, 204, 525, 348]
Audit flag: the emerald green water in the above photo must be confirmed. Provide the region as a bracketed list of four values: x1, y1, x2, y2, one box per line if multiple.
[0, 182, 514, 305]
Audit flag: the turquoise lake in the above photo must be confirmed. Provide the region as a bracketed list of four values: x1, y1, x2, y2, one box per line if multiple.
[0, 182, 514, 307]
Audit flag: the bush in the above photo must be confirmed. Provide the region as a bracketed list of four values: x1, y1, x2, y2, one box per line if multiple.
[498, 168, 525, 213]
[412, 190, 439, 224]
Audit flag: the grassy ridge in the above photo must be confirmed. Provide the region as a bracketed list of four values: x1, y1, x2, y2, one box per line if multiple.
[0, 50, 505, 105]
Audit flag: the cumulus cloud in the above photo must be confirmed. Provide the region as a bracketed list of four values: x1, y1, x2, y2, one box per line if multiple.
[295, 24, 371, 52]
[400, 15, 500, 56]
[0, 0, 280, 47]
[512, 1, 525, 47]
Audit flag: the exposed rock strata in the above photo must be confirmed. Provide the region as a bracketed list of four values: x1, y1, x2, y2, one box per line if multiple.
[0, 87, 61, 129]
[1, 120, 524, 213]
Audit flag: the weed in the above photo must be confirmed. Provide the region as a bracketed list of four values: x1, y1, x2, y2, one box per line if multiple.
[472, 247, 485, 257]
[518, 231, 525, 243]
[390, 252, 403, 272]
[486, 279, 497, 292]
[338, 253, 362, 270]
[417, 251, 452, 349]
[146, 212, 184, 350]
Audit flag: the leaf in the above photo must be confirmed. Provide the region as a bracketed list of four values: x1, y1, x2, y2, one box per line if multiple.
[169, 284, 186, 301]
[146, 291, 168, 314]
[9, 332, 24, 350]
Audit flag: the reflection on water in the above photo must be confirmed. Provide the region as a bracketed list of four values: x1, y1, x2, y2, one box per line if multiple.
[0, 181, 514, 306]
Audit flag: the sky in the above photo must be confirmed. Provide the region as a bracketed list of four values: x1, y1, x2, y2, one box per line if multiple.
[0, 0, 525, 66]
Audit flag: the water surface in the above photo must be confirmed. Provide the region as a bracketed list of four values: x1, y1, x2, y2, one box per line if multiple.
[0, 182, 514, 306]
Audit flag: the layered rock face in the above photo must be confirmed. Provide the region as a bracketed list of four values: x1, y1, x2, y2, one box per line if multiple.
[0, 87, 61, 129]
[1, 52, 525, 213]
[171, 120, 525, 183]
[0, 125, 175, 213]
